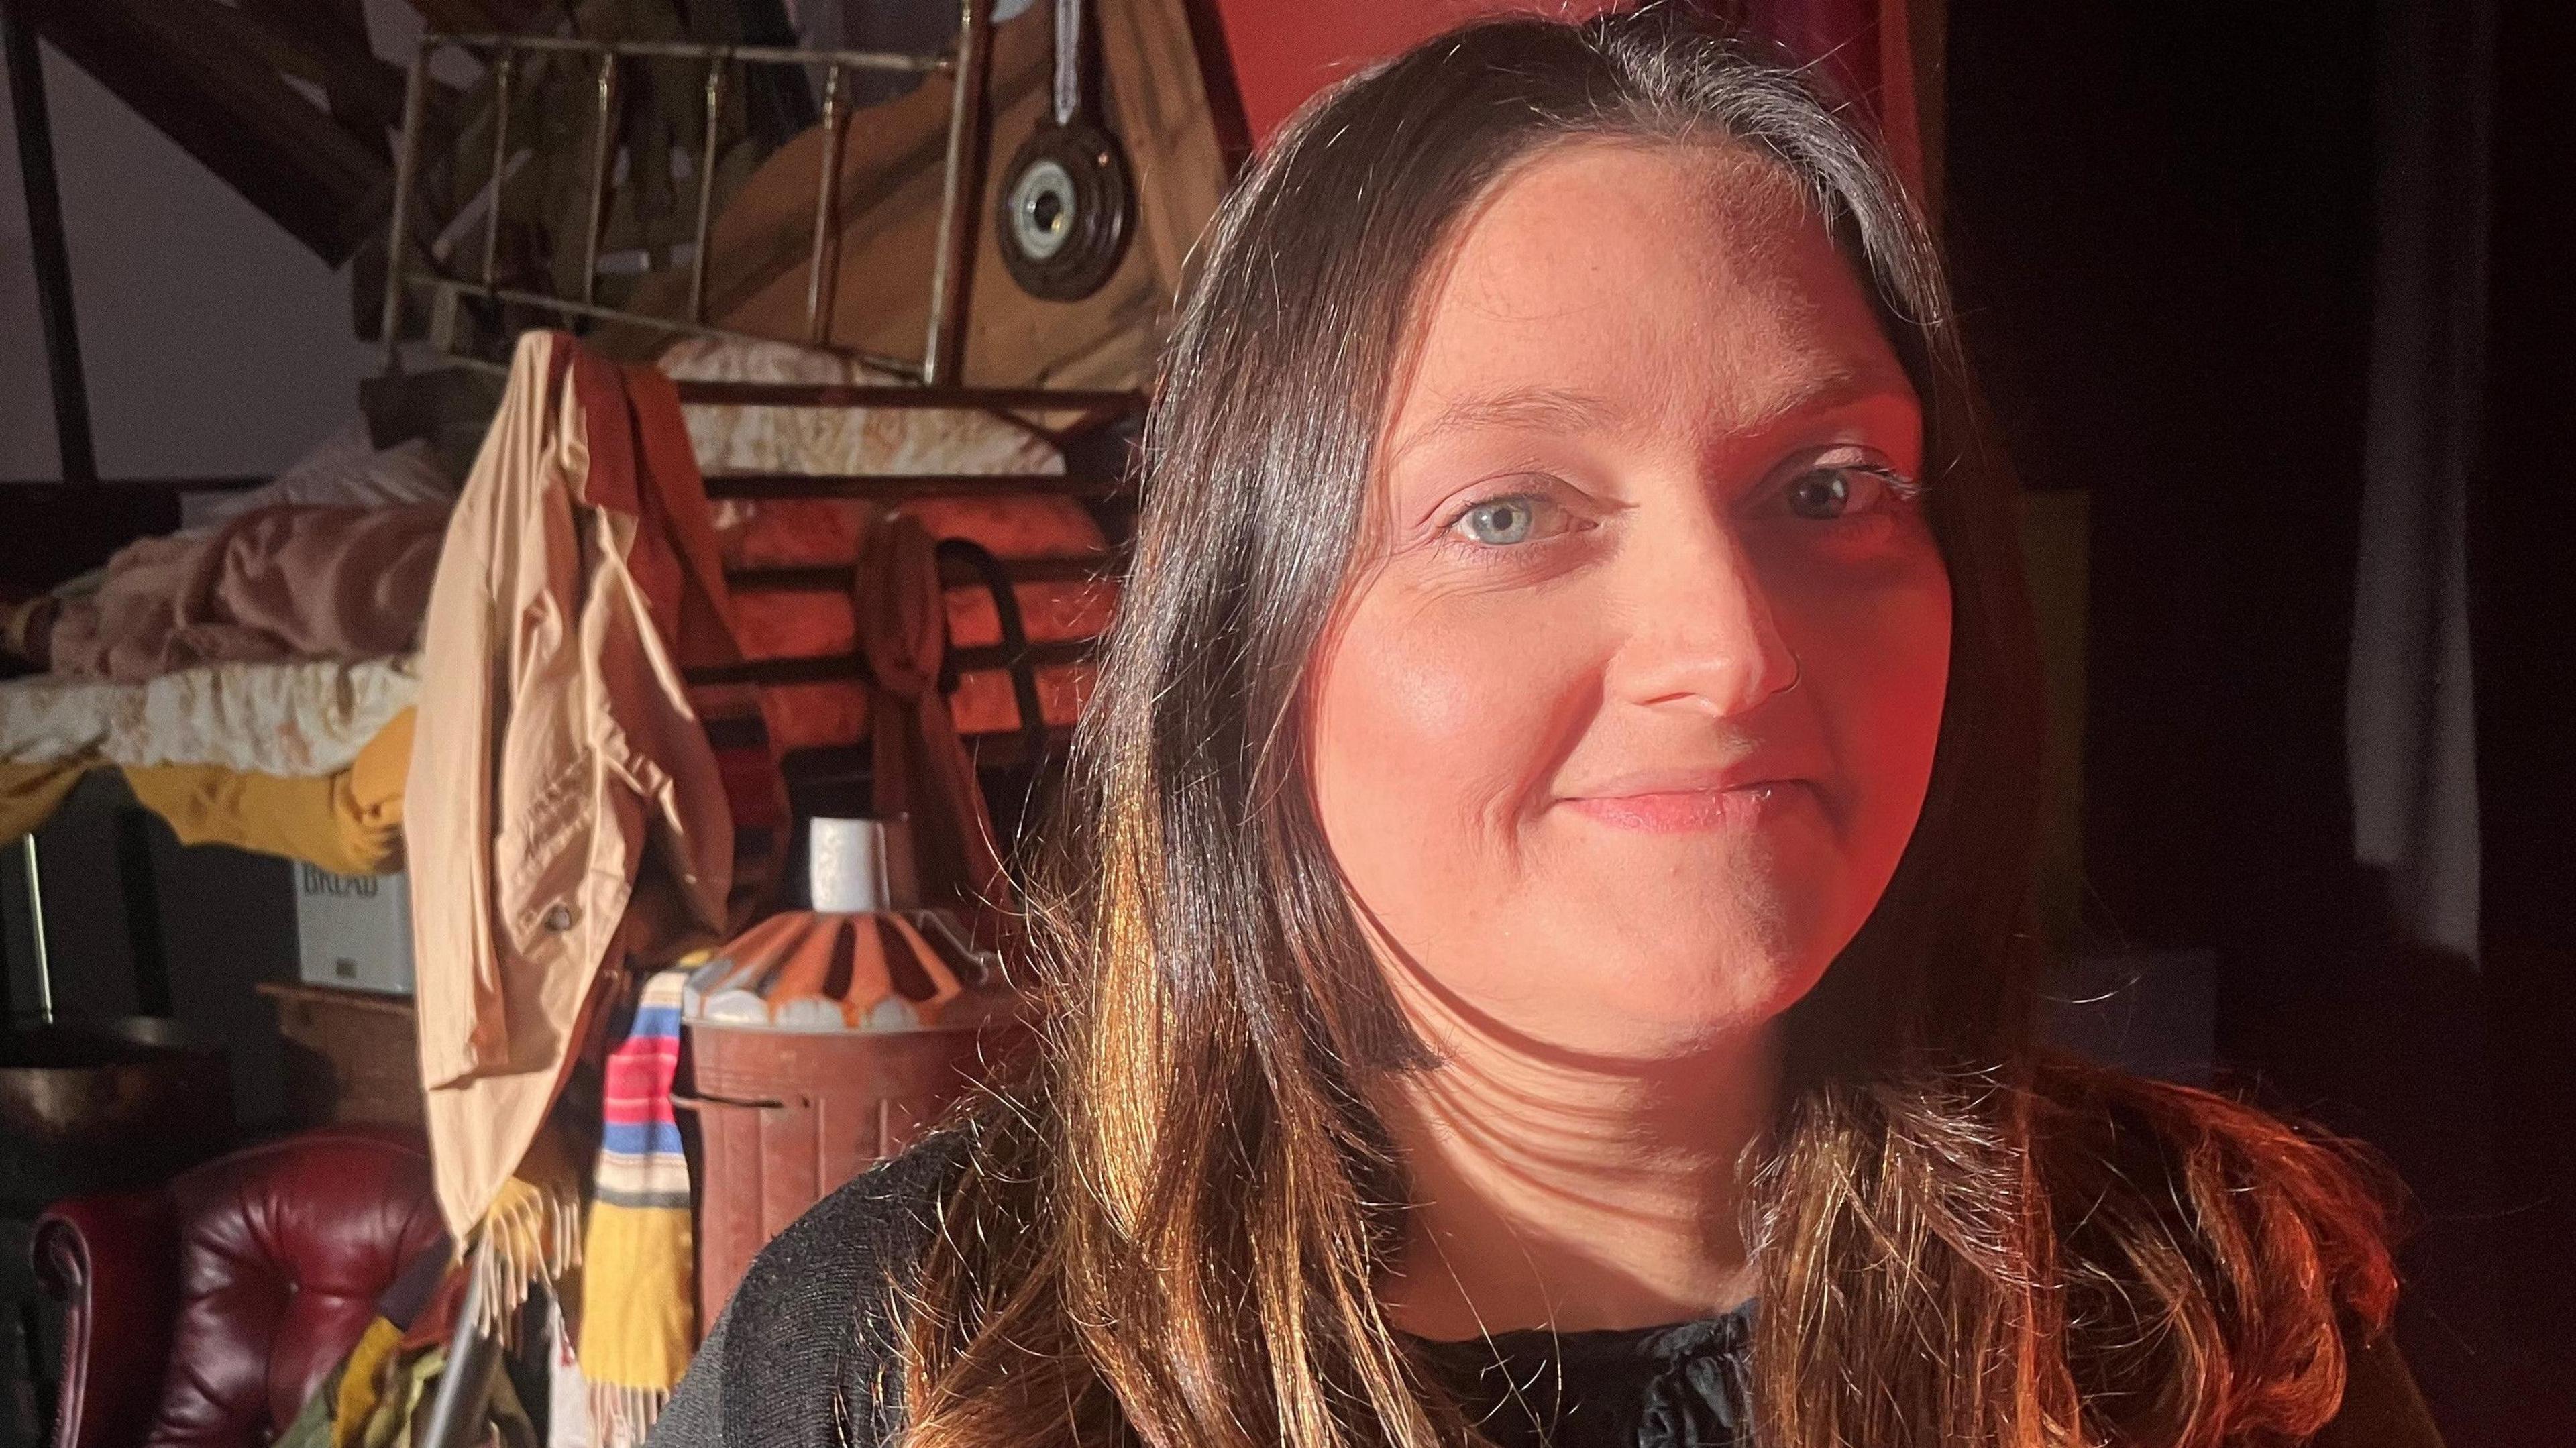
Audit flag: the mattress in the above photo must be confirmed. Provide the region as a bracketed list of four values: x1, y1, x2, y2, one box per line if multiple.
[0, 655, 418, 775]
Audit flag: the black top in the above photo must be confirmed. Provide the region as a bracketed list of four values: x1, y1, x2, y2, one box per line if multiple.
[1409, 1308, 1757, 1448]
[649, 1130, 2442, 1448]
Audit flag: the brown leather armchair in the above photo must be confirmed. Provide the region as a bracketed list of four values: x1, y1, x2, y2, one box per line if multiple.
[31, 1127, 448, 1448]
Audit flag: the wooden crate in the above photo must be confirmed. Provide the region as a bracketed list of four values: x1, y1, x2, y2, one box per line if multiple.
[256, 981, 422, 1128]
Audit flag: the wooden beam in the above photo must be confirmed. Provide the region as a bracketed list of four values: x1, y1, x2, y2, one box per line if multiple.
[19, 0, 392, 262]
[231, 0, 411, 158]
[401, 0, 552, 35]
[3, 3, 95, 482]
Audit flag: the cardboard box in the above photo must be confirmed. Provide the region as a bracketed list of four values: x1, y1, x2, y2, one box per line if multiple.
[293, 865, 415, 995]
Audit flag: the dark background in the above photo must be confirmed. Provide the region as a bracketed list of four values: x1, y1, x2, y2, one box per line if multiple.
[1945, 3, 2576, 1443]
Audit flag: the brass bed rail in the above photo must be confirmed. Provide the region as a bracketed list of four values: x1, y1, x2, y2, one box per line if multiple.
[379, 1, 1000, 388]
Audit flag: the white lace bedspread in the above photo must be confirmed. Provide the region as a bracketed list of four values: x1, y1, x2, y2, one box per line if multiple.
[659, 335, 1066, 484]
[0, 655, 417, 775]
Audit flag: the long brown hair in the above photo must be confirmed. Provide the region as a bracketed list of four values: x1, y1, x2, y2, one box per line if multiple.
[899, 9, 2396, 1447]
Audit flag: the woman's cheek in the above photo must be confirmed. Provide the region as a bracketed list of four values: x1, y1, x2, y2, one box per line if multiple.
[1313, 584, 1587, 899]
[1817, 567, 1951, 865]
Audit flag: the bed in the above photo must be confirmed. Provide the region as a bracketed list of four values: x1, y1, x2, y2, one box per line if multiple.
[0, 361, 1117, 878]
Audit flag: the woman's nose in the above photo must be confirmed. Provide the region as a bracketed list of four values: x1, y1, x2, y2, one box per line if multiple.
[1609, 517, 1801, 718]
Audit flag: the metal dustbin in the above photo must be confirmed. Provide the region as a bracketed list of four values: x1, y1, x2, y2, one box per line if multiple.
[0, 1015, 234, 1215]
[678, 1015, 1032, 1329]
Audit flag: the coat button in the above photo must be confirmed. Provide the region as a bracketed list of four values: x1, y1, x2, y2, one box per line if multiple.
[543, 903, 575, 932]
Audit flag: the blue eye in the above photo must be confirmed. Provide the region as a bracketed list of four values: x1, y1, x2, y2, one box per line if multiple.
[1784, 462, 1920, 521]
[1455, 497, 1538, 545]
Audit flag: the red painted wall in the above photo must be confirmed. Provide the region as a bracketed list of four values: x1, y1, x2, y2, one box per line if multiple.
[1200, 0, 1917, 192]
[1202, 0, 1623, 147]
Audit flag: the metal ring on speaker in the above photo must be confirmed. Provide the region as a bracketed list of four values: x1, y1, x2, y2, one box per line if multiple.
[995, 120, 1134, 302]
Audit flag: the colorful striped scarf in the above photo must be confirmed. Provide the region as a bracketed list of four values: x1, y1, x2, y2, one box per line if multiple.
[578, 965, 696, 1447]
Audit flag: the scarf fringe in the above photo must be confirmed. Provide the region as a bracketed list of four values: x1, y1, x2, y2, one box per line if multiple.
[472, 1176, 584, 1339]
[586, 1380, 670, 1448]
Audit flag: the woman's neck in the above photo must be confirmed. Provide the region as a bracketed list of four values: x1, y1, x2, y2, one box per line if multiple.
[1366, 970, 1780, 1341]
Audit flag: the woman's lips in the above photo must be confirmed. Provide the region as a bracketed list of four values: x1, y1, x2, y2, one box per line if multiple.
[1558, 779, 1810, 833]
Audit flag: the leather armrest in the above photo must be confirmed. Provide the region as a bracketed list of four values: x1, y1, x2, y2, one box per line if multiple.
[33, 1189, 180, 1448]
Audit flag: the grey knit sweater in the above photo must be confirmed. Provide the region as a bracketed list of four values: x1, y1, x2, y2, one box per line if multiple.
[654, 1129, 971, 1448]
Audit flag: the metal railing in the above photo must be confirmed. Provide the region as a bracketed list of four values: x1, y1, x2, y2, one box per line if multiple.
[378, 0, 998, 387]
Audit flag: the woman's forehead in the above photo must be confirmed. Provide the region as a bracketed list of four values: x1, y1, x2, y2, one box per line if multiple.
[1385, 140, 1913, 455]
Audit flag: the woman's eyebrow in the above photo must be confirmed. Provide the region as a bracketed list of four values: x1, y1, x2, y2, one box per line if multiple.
[1389, 386, 1623, 461]
[1384, 368, 1917, 479]
[1746, 364, 1919, 429]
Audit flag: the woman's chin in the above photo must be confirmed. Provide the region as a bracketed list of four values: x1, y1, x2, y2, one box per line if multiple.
[1459, 930, 1839, 1063]
[1629, 950, 1830, 1044]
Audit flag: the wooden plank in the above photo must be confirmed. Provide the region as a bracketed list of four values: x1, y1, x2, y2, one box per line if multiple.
[671, 379, 1139, 410]
[1173, 0, 1252, 174]
[682, 637, 1093, 687]
[782, 724, 1075, 779]
[703, 471, 1124, 501]
[729, 556, 1112, 592]
[258, 981, 424, 1129]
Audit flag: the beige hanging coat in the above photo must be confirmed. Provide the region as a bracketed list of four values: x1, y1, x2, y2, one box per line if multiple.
[406, 329, 747, 1237]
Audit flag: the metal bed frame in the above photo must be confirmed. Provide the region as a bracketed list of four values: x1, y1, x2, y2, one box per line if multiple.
[381, 4, 990, 386]
[376, 10, 1150, 440]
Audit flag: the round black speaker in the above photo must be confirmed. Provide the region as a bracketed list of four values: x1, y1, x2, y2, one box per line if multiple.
[995, 119, 1135, 302]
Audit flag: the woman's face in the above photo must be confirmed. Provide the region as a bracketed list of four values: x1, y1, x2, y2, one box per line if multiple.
[1309, 142, 1951, 1062]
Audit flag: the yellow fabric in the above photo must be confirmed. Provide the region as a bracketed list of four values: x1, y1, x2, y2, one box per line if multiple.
[356, 1342, 441, 1448]
[353, 1339, 537, 1448]
[0, 760, 91, 846]
[328, 1317, 405, 1448]
[470, 1123, 586, 1336]
[579, 1201, 694, 1439]
[121, 708, 409, 876]
[346, 707, 414, 845]
[0, 708, 411, 875]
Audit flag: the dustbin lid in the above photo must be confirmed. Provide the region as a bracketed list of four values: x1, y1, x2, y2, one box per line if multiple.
[682, 909, 973, 1032]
